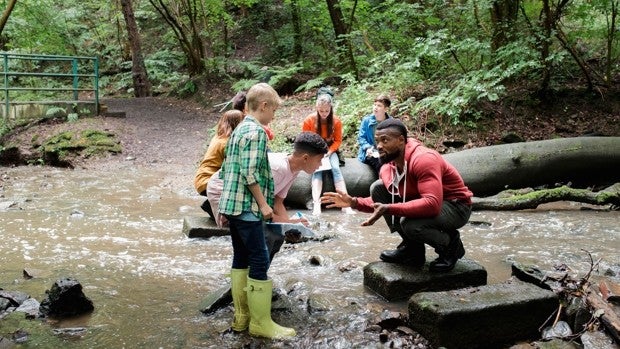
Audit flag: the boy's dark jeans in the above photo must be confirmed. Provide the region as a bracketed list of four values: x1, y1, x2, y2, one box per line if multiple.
[227, 216, 271, 280]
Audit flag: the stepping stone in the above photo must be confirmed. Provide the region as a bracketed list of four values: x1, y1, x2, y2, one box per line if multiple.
[182, 216, 229, 238]
[199, 284, 231, 314]
[408, 279, 558, 349]
[182, 216, 319, 240]
[363, 259, 487, 301]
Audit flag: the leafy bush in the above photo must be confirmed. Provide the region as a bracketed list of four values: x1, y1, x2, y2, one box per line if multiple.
[45, 107, 68, 118]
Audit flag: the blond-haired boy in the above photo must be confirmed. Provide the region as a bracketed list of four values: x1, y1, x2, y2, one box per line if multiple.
[218, 83, 296, 339]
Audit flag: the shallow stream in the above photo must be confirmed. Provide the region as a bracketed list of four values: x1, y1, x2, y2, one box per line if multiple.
[0, 166, 618, 348]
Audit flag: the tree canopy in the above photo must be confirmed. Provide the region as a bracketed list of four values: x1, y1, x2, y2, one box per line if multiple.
[0, 0, 618, 130]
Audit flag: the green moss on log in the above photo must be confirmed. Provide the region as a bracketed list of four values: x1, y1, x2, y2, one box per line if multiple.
[472, 184, 620, 210]
[41, 129, 121, 161]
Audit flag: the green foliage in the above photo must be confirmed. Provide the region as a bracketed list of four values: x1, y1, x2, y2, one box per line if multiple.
[67, 113, 79, 123]
[231, 62, 304, 92]
[45, 107, 67, 118]
[295, 77, 329, 93]
[265, 62, 304, 90]
[0, 124, 9, 139]
[145, 50, 188, 89]
[0, 0, 617, 129]
[336, 75, 374, 138]
[175, 79, 197, 98]
[108, 49, 189, 95]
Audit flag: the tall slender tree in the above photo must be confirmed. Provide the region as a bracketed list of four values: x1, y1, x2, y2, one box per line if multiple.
[325, 0, 358, 77]
[490, 0, 519, 50]
[121, 0, 151, 97]
[148, 0, 206, 75]
[290, 0, 303, 60]
[0, 0, 18, 36]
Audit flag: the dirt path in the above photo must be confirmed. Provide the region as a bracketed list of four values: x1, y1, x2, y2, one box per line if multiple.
[0, 97, 225, 195]
[90, 97, 227, 193]
[99, 97, 219, 169]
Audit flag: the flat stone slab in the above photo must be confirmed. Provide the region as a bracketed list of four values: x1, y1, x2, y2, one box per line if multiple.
[199, 284, 231, 314]
[363, 259, 487, 301]
[183, 216, 320, 240]
[182, 216, 229, 238]
[408, 279, 559, 349]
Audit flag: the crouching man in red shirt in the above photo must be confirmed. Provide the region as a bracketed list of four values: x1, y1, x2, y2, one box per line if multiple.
[322, 118, 473, 272]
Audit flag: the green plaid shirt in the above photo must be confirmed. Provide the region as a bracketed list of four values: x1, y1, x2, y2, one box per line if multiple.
[219, 115, 274, 219]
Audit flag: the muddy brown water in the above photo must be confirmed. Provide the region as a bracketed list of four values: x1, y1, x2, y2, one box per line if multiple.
[1, 166, 618, 348]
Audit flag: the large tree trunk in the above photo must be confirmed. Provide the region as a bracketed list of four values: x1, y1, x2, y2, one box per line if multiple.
[324, 0, 358, 76]
[121, 0, 152, 97]
[148, 0, 205, 75]
[0, 0, 17, 36]
[605, 1, 618, 83]
[443, 137, 619, 197]
[490, 0, 519, 50]
[284, 137, 620, 209]
[290, 0, 303, 60]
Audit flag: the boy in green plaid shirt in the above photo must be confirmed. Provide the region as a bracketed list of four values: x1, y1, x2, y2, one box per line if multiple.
[219, 83, 296, 339]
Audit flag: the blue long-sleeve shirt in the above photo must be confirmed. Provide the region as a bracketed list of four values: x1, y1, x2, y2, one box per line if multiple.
[357, 113, 390, 162]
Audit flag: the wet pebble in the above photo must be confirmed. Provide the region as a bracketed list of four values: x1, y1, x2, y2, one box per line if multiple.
[337, 260, 367, 272]
[52, 327, 88, 337]
[308, 255, 324, 266]
[364, 324, 382, 333]
[379, 330, 389, 342]
[70, 209, 84, 218]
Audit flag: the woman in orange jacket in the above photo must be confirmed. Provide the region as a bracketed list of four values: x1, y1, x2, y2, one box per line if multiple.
[302, 93, 355, 215]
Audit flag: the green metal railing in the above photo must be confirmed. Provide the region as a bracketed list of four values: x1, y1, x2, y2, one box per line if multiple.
[1, 52, 99, 121]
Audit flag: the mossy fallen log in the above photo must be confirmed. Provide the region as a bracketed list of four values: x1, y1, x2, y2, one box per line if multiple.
[443, 136, 620, 197]
[284, 137, 620, 209]
[471, 183, 620, 210]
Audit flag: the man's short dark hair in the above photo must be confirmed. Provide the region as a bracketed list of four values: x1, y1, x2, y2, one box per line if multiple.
[376, 118, 407, 138]
[293, 132, 328, 155]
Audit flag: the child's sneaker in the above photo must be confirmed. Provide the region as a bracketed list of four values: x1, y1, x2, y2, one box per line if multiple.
[312, 202, 321, 216]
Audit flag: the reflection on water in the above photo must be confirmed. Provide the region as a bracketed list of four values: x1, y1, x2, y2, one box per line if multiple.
[1, 166, 618, 348]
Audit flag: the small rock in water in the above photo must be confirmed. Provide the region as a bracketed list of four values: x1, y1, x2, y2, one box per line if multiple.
[284, 229, 303, 243]
[52, 327, 88, 338]
[70, 209, 84, 218]
[542, 320, 573, 340]
[379, 330, 389, 343]
[365, 324, 382, 333]
[581, 330, 617, 349]
[308, 255, 324, 266]
[178, 205, 193, 213]
[11, 329, 29, 343]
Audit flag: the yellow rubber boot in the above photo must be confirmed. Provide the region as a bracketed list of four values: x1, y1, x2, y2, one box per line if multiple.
[230, 268, 249, 331]
[245, 278, 296, 339]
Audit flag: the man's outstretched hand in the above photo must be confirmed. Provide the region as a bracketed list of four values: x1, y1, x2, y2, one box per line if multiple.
[321, 192, 388, 227]
[321, 191, 352, 208]
[361, 203, 388, 226]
